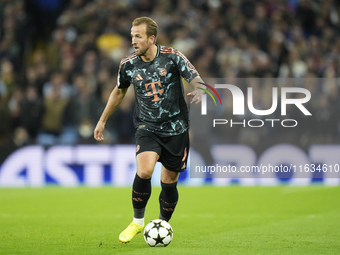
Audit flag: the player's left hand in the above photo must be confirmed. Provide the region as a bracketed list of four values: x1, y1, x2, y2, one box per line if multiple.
[187, 90, 203, 104]
[94, 121, 105, 141]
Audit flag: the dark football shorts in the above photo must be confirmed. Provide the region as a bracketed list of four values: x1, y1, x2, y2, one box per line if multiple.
[135, 129, 189, 172]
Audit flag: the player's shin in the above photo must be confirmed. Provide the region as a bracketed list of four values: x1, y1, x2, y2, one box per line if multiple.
[159, 181, 178, 221]
[132, 173, 151, 225]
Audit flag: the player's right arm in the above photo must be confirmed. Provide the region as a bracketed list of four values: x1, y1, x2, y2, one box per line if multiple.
[94, 86, 128, 141]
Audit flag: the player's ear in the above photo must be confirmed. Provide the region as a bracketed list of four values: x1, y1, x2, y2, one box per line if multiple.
[149, 35, 156, 44]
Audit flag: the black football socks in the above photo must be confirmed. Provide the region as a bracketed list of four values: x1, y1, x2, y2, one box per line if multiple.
[132, 173, 151, 220]
[159, 181, 178, 222]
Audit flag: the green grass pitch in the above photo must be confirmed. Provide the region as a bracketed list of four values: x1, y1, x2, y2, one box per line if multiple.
[1, 186, 340, 255]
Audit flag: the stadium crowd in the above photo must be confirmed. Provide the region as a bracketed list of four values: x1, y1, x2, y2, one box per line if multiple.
[0, 0, 340, 159]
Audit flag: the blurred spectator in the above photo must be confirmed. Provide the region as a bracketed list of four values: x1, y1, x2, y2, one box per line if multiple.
[0, 59, 15, 94]
[7, 87, 22, 131]
[66, 74, 97, 143]
[0, 79, 9, 139]
[80, 50, 99, 94]
[19, 86, 43, 142]
[37, 71, 74, 145]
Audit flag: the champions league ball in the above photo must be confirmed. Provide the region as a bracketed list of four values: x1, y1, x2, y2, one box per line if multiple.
[143, 219, 173, 247]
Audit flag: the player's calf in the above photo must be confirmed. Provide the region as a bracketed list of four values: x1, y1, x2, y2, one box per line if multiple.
[159, 181, 178, 221]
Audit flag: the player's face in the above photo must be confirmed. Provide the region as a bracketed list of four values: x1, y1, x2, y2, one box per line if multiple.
[131, 24, 154, 56]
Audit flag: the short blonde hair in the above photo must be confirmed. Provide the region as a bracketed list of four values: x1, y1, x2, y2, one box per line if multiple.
[132, 17, 158, 44]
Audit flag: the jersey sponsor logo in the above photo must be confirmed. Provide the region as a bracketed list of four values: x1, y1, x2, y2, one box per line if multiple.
[159, 68, 167, 76]
[134, 74, 143, 81]
[145, 81, 163, 102]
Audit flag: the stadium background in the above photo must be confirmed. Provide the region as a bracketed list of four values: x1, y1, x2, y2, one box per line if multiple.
[0, 0, 340, 187]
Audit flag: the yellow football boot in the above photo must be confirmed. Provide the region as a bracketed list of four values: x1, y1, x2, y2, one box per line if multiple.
[119, 221, 144, 243]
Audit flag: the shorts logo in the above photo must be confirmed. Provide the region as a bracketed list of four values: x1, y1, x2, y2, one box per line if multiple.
[159, 68, 167, 76]
[181, 147, 188, 169]
[136, 145, 140, 153]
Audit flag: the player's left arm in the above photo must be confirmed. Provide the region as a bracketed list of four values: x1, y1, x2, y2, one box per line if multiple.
[187, 76, 206, 104]
[174, 50, 205, 104]
[172, 49, 206, 104]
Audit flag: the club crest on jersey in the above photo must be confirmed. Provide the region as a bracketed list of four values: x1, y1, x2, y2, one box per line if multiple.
[159, 68, 167, 76]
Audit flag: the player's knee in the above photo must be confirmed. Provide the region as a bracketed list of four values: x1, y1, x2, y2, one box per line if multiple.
[161, 175, 178, 184]
[137, 169, 153, 179]
[161, 170, 179, 184]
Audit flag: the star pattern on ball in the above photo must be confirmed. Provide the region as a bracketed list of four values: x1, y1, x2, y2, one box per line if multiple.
[144, 230, 151, 240]
[153, 233, 166, 245]
[167, 227, 173, 236]
[154, 222, 162, 230]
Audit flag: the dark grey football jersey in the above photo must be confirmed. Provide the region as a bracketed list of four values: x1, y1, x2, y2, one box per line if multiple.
[117, 45, 199, 136]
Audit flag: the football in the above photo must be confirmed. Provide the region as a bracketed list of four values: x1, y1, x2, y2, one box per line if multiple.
[143, 219, 173, 247]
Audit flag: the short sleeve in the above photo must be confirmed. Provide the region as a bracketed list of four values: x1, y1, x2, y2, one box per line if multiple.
[173, 49, 199, 83]
[117, 60, 130, 89]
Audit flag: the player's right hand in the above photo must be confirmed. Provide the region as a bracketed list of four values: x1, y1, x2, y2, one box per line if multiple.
[94, 122, 105, 141]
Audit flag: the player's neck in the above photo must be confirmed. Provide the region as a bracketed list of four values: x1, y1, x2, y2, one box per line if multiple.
[140, 44, 158, 62]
